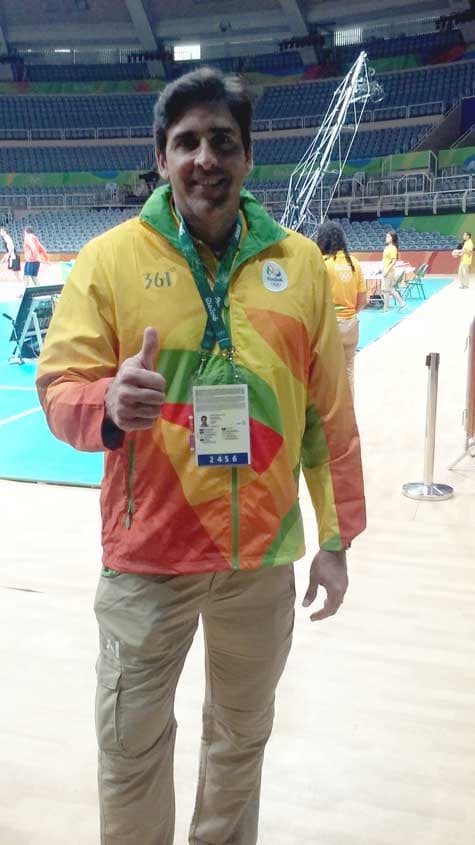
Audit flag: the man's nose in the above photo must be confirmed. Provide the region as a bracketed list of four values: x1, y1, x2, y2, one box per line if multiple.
[195, 139, 218, 169]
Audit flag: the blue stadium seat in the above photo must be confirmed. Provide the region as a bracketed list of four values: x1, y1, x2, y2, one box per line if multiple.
[0, 144, 154, 173]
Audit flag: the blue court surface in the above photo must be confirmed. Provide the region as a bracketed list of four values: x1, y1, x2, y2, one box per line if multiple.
[0, 276, 452, 486]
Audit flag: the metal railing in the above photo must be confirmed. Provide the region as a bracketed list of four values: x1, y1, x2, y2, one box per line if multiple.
[0, 125, 153, 142]
[433, 174, 471, 192]
[251, 100, 445, 133]
[0, 190, 124, 210]
[451, 123, 475, 149]
[0, 175, 471, 216]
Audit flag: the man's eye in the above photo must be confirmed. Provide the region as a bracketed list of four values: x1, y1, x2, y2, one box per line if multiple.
[214, 133, 234, 149]
[177, 136, 198, 150]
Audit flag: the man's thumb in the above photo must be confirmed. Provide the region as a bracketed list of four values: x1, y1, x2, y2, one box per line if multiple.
[139, 326, 159, 371]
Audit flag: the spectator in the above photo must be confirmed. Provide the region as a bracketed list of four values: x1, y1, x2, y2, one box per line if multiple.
[23, 226, 48, 286]
[316, 220, 367, 397]
[0, 226, 21, 282]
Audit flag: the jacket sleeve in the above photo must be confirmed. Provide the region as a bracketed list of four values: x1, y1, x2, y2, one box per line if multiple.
[301, 248, 366, 551]
[36, 239, 121, 452]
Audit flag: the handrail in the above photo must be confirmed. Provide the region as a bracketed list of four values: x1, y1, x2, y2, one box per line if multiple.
[0, 178, 471, 215]
[0, 124, 154, 142]
[451, 123, 475, 149]
[0, 188, 124, 210]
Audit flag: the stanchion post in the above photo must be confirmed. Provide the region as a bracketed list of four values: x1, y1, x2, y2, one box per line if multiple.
[403, 353, 454, 501]
[423, 352, 439, 487]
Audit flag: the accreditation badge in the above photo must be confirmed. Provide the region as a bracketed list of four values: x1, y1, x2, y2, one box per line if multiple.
[192, 384, 251, 467]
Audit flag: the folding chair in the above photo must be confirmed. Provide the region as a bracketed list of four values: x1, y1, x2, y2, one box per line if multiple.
[402, 263, 428, 300]
[393, 270, 407, 295]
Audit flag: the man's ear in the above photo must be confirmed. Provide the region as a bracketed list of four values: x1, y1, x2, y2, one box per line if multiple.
[245, 146, 254, 177]
[156, 149, 169, 181]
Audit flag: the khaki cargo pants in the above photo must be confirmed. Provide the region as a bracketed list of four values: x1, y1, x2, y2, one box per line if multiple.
[459, 263, 470, 288]
[94, 564, 295, 844]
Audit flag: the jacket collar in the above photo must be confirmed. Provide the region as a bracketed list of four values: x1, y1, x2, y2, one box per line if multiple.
[139, 184, 288, 268]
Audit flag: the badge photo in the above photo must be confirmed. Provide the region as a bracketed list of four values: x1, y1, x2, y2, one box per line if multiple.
[262, 260, 288, 292]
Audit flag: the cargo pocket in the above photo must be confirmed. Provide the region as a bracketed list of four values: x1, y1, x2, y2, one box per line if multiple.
[95, 655, 122, 753]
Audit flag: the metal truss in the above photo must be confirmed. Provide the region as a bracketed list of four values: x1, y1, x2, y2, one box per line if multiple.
[280, 51, 383, 237]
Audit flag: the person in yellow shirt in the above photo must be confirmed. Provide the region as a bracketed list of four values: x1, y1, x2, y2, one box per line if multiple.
[453, 231, 473, 289]
[382, 230, 406, 312]
[316, 220, 367, 397]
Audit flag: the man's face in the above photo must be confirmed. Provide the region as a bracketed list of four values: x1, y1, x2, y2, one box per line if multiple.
[463, 232, 470, 241]
[156, 102, 252, 235]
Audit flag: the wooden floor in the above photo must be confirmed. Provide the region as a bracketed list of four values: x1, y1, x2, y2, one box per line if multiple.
[1, 278, 474, 844]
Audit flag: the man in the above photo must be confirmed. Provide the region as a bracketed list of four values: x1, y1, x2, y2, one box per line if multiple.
[23, 225, 48, 286]
[0, 226, 21, 281]
[453, 230, 473, 289]
[37, 68, 366, 845]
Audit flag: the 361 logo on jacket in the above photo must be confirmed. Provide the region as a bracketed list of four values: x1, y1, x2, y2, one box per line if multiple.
[144, 268, 177, 288]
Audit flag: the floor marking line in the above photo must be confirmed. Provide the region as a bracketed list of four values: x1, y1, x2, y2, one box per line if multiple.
[0, 406, 42, 425]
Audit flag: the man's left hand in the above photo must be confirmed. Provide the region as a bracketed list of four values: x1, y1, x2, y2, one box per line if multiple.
[302, 549, 348, 622]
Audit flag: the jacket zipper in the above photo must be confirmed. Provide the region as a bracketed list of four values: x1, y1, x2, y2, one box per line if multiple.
[223, 291, 240, 570]
[125, 439, 136, 529]
[123, 273, 241, 560]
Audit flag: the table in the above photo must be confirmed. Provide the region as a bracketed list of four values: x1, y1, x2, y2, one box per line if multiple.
[361, 260, 415, 306]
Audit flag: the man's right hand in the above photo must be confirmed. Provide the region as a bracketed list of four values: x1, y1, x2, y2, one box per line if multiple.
[105, 327, 167, 432]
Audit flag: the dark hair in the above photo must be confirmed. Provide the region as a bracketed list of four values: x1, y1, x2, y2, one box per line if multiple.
[25, 226, 34, 233]
[464, 231, 472, 238]
[153, 67, 253, 154]
[315, 220, 354, 271]
[387, 230, 399, 253]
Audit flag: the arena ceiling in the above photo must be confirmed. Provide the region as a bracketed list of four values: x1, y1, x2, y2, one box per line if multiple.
[0, 0, 470, 51]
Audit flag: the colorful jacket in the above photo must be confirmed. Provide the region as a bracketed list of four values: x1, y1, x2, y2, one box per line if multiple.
[37, 186, 366, 575]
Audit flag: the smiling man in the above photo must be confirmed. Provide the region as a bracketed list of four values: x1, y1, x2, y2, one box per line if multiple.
[37, 68, 366, 845]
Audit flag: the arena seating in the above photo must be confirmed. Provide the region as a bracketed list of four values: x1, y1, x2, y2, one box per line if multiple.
[2, 57, 472, 143]
[2, 208, 457, 255]
[335, 28, 463, 64]
[163, 50, 303, 80]
[0, 144, 154, 173]
[0, 120, 431, 173]
[25, 62, 150, 82]
[255, 60, 475, 121]
[0, 31, 468, 257]
[160, 30, 464, 81]
[334, 218, 458, 251]
[252, 124, 432, 165]
[0, 93, 156, 138]
[18, 30, 463, 86]
[0, 184, 122, 210]
[7, 208, 138, 252]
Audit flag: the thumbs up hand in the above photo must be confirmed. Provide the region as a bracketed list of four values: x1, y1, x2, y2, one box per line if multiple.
[137, 326, 160, 372]
[105, 327, 167, 432]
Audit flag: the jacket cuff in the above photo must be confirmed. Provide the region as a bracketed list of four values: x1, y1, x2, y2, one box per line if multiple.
[101, 415, 125, 450]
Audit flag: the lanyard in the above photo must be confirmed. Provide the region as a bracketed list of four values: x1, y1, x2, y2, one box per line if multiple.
[177, 212, 241, 362]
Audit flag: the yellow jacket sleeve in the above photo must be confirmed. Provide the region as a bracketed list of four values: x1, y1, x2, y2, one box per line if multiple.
[36, 239, 120, 452]
[301, 251, 366, 550]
